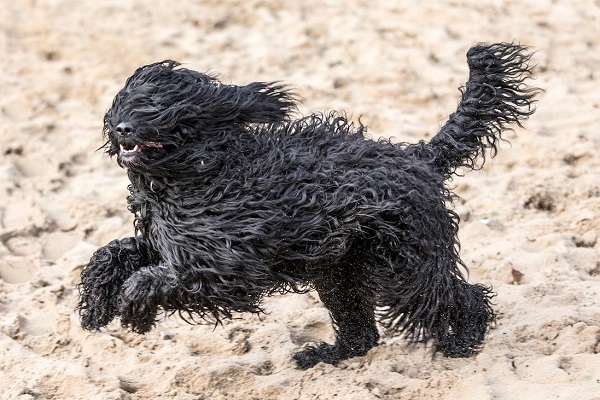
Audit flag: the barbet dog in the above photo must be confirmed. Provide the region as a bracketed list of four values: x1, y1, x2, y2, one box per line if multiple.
[78, 43, 539, 369]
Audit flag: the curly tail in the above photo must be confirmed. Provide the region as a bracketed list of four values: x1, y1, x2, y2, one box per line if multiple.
[407, 42, 541, 177]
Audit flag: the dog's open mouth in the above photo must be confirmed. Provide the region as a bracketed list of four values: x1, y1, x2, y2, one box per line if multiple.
[119, 141, 163, 157]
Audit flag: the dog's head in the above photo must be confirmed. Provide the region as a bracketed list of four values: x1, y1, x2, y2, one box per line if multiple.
[103, 60, 297, 171]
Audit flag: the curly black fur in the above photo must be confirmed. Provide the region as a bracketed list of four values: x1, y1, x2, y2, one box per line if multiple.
[77, 43, 540, 369]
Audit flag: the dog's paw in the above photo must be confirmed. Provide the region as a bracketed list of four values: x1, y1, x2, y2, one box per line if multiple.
[293, 343, 341, 369]
[436, 333, 482, 358]
[119, 296, 157, 334]
[78, 289, 113, 331]
[77, 237, 149, 331]
[118, 277, 159, 334]
[293, 336, 379, 369]
[293, 345, 329, 369]
[79, 304, 114, 331]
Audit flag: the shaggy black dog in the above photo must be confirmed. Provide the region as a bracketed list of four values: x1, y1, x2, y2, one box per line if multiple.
[78, 42, 539, 369]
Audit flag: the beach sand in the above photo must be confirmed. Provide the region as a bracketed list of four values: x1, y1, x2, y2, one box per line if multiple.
[1, 1, 599, 399]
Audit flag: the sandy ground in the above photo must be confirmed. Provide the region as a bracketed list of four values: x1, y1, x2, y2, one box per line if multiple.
[1, 1, 599, 399]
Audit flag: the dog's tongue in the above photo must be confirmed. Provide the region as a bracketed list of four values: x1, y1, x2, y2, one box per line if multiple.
[144, 142, 163, 149]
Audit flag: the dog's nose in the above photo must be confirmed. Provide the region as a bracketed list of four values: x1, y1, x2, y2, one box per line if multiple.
[115, 122, 134, 137]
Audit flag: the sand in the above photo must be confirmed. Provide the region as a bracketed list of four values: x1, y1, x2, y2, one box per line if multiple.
[1, 1, 599, 399]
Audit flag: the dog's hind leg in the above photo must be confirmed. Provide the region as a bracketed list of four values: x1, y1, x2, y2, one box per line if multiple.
[433, 280, 495, 357]
[293, 264, 380, 369]
[377, 249, 495, 358]
[78, 237, 151, 330]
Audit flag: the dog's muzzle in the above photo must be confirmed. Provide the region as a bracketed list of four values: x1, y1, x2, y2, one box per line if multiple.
[116, 121, 135, 137]
[113, 122, 164, 158]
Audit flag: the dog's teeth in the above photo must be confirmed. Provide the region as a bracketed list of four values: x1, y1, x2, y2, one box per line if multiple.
[120, 144, 140, 154]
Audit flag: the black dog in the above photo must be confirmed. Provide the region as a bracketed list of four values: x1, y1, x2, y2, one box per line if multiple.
[78, 43, 539, 369]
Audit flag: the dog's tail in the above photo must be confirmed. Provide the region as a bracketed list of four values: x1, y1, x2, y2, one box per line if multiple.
[406, 43, 540, 177]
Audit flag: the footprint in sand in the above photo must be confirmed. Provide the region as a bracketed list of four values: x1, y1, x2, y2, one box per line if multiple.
[0, 255, 38, 284]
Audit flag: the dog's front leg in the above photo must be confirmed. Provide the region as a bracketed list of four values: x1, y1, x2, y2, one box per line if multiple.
[77, 236, 150, 330]
[118, 264, 181, 334]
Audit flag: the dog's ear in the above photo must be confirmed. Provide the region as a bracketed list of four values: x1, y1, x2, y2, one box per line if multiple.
[208, 81, 299, 125]
[110, 61, 299, 133]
